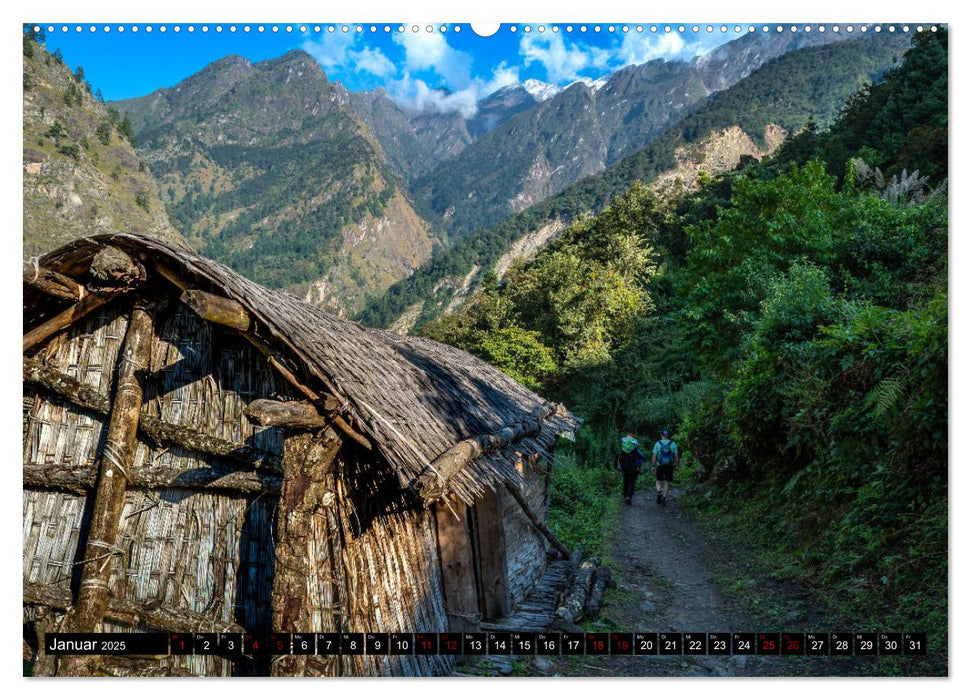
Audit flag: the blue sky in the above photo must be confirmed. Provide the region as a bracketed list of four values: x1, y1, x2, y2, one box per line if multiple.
[35, 23, 741, 112]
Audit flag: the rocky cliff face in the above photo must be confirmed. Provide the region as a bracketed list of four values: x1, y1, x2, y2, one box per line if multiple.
[22, 39, 189, 257]
[653, 124, 788, 197]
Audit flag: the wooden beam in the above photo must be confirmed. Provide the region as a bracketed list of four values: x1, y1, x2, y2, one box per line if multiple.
[503, 481, 571, 559]
[23, 261, 84, 301]
[244, 399, 328, 430]
[180, 288, 250, 332]
[23, 357, 282, 473]
[270, 428, 342, 677]
[23, 291, 121, 353]
[58, 301, 155, 676]
[24, 462, 281, 496]
[411, 403, 556, 504]
[243, 398, 372, 451]
[24, 581, 245, 634]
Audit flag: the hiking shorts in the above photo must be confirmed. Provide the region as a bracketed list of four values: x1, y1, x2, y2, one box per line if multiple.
[655, 464, 674, 482]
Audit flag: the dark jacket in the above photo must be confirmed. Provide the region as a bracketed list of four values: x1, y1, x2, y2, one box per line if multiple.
[617, 448, 645, 473]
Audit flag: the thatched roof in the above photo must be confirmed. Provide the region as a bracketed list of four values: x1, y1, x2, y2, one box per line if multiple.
[30, 234, 577, 505]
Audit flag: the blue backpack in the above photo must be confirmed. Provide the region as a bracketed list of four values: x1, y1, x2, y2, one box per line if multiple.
[657, 440, 675, 466]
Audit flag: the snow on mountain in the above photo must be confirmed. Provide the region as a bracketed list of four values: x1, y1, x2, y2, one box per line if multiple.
[522, 78, 564, 101]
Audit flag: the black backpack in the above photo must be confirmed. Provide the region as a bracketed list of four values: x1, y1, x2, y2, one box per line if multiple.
[657, 440, 675, 466]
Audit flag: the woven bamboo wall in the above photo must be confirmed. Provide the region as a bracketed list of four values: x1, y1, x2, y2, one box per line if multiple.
[23, 299, 286, 676]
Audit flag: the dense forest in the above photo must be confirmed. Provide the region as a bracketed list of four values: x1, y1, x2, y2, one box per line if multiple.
[420, 29, 948, 666]
[357, 33, 907, 329]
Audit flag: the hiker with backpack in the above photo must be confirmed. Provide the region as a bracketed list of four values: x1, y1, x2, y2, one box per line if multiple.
[616, 433, 646, 505]
[651, 428, 679, 506]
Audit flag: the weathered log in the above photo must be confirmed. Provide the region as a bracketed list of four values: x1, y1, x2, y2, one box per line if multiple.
[24, 581, 245, 634]
[23, 291, 122, 353]
[557, 561, 596, 623]
[583, 566, 615, 621]
[23, 462, 281, 496]
[569, 549, 582, 570]
[412, 403, 557, 503]
[503, 481, 571, 559]
[23, 356, 282, 473]
[244, 399, 328, 430]
[23, 260, 84, 300]
[271, 428, 342, 677]
[243, 398, 370, 452]
[180, 288, 250, 332]
[58, 301, 154, 676]
[88, 246, 144, 288]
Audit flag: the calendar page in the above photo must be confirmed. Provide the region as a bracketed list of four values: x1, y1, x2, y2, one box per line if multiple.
[21, 10, 948, 683]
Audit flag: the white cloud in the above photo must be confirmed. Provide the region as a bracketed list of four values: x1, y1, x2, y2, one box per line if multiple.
[354, 46, 396, 78]
[302, 33, 396, 79]
[483, 61, 520, 94]
[389, 62, 520, 118]
[615, 31, 689, 66]
[520, 32, 598, 84]
[393, 31, 473, 88]
[519, 30, 742, 86]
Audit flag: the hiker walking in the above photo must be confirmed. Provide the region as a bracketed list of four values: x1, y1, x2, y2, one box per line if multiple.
[651, 428, 679, 506]
[616, 433, 646, 505]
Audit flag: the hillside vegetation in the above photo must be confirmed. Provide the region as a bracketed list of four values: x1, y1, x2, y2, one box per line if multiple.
[421, 30, 948, 672]
[22, 31, 188, 256]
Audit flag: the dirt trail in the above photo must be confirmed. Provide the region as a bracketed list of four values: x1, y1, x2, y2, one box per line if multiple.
[536, 483, 856, 677]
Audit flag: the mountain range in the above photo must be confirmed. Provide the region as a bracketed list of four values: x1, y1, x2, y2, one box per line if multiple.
[356, 31, 910, 329]
[23, 28, 909, 319]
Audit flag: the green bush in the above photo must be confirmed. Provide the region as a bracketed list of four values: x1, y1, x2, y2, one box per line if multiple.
[548, 456, 621, 560]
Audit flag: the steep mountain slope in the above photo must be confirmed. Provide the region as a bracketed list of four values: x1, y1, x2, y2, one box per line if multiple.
[348, 82, 541, 188]
[348, 88, 473, 183]
[22, 37, 189, 257]
[357, 32, 909, 330]
[115, 50, 438, 316]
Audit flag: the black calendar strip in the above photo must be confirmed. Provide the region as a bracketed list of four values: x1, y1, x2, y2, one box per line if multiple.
[44, 632, 926, 656]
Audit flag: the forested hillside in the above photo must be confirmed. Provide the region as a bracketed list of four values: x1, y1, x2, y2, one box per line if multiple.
[115, 51, 438, 316]
[420, 29, 948, 668]
[357, 32, 908, 330]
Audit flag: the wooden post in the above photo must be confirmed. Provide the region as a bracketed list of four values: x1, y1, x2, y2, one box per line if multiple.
[472, 489, 510, 620]
[56, 301, 155, 677]
[434, 498, 482, 633]
[270, 427, 342, 677]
